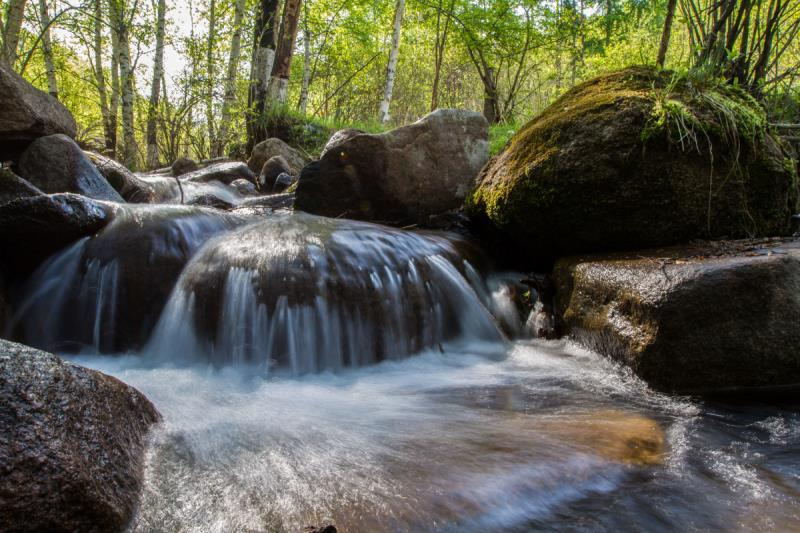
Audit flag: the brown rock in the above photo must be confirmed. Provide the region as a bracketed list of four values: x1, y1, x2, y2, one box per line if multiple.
[85, 151, 156, 203]
[248, 138, 309, 175]
[171, 156, 199, 176]
[295, 109, 488, 225]
[0, 167, 43, 206]
[0, 339, 160, 533]
[554, 238, 800, 393]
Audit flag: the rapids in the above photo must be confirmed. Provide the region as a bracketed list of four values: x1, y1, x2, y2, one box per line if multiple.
[7, 204, 800, 531]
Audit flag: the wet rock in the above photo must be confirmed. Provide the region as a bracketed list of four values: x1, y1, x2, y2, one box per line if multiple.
[236, 192, 295, 210]
[467, 67, 798, 265]
[0, 193, 112, 276]
[85, 151, 156, 203]
[248, 137, 309, 176]
[231, 178, 258, 196]
[17, 134, 124, 202]
[273, 172, 295, 193]
[554, 238, 800, 393]
[0, 63, 77, 159]
[171, 156, 199, 176]
[258, 155, 293, 192]
[320, 128, 364, 158]
[296, 109, 488, 225]
[305, 525, 338, 533]
[181, 161, 256, 186]
[186, 193, 235, 210]
[0, 338, 160, 532]
[0, 276, 6, 335]
[0, 167, 43, 205]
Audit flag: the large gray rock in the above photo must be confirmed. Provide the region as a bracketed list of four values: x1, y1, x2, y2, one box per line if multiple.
[295, 109, 489, 225]
[248, 138, 309, 175]
[85, 151, 156, 203]
[180, 161, 256, 186]
[320, 128, 364, 159]
[0, 339, 160, 532]
[18, 135, 124, 202]
[0, 193, 113, 276]
[554, 238, 800, 394]
[0, 167, 43, 206]
[0, 63, 77, 153]
[171, 156, 199, 176]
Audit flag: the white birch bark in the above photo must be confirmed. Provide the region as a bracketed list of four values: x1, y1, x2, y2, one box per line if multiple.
[145, 0, 166, 168]
[213, 0, 245, 157]
[298, 12, 311, 114]
[110, 0, 138, 169]
[378, 0, 405, 123]
[38, 0, 58, 98]
[2, 0, 28, 65]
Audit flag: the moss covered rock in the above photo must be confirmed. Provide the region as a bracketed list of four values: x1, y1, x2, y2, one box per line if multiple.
[467, 66, 799, 264]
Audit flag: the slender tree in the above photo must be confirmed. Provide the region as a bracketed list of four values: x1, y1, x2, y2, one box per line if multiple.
[656, 0, 677, 67]
[247, 0, 280, 151]
[109, 0, 138, 169]
[269, 0, 303, 103]
[378, 0, 405, 123]
[93, 0, 114, 155]
[2, 0, 28, 66]
[38, 0, 58, 98]
[205, 0, 217, 152]
[213, 0, 246, 157]
[298, 1, 311, 114]
[431, 0, 454, 112]
[146, 0, 166, 168]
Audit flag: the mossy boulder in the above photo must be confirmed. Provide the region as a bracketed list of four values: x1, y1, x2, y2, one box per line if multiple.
[467, 66, 799, 264]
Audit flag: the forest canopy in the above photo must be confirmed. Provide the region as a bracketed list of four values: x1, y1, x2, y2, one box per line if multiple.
[1, 0, 798, 169]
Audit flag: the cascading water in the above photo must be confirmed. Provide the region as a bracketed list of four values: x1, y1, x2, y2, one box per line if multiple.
[10, 206, 800, 531]
[145, 213, 504, 372]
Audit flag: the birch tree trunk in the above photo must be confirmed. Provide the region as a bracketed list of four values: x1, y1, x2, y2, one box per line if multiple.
[246, 0, 280, 151]
[213, 0, 245, 157]
[297, 7, 311, 114]
[145, 0, 166, 168]
[2, 0, 28, 66]
[268, 0, 303, 103]
[110, 0, 138, 169]
[109, 21, 120, 158]
[93, 0, 114, 154]
[38, 0, 58, 98]
[378, 0, 405, 124]
[205, 0, 217, 155]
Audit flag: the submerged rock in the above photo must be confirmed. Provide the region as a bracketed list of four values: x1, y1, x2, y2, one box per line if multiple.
[467, 66, 798, 264]
[0, 193, 112, 276]
[0, 167, 43, 205]
[296, 109, 488, 225]
[0, 338, 160, 532]
[0, 63, 77, 159]
[248, 137, 309, 176]
[231, 178, 258, 196]
[17, 134, 124, 202]
[85, 151, 156, 203]
[554, 238, 800, 393]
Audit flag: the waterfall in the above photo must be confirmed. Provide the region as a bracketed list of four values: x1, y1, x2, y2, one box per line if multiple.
[145, 213, 504, 372]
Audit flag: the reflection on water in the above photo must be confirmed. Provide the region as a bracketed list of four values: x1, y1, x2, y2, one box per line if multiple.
[75, 340, 800, 532]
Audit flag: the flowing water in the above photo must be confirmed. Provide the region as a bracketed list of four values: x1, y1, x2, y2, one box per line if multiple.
[9, 206, 800, 532]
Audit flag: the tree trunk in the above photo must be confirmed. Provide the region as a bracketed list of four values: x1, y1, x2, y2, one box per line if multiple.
[213, 0, 245, 157]
[38, 0, 58, 98]
[482, 66, 499, 124]
[109, 20, 120, 158]
[205, 0, 217, 156]
[93, 0, 114, 155]
[2, 0, 28, 66]
[146, 0, 166, 168]
[269, 0, 303, 103]
[247, 0, 280, 152]
[378, 0, 405, 123]
[656, 0, 678, 67]
[431, 0, 453, 112]
[110, 0, 138, 170]
[297, 3, 311, 114]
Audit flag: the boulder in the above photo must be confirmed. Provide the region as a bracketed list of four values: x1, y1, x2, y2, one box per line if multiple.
[171, 156, 199, 176]
[85, 151, 156, 203]
[248, 137, 309, 175]
[320, 128, 365, 158]
[258, 155, 293, 191]
[273, 172, 294, 193]
[467, 67, 799, 264]
[0, 63, 77, 159]
[295, 109, 489, 225]
[0, 167, 43, 206]
[231, 178, 258, 196]
[17, 135, 124, 202]
[0, 193, 113, 276]
[553, 238, 800, 393]
[180, 161, 256, 186]
[0, 339, 160, 532]
[186, 193, 235, 210]
[236, 192, 295, 210]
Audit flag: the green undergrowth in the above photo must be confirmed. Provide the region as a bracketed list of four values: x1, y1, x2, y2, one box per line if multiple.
[489, 123, 519, 156]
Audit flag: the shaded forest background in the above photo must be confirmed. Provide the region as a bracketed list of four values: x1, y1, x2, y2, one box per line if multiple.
[2, 0, 799, 170]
